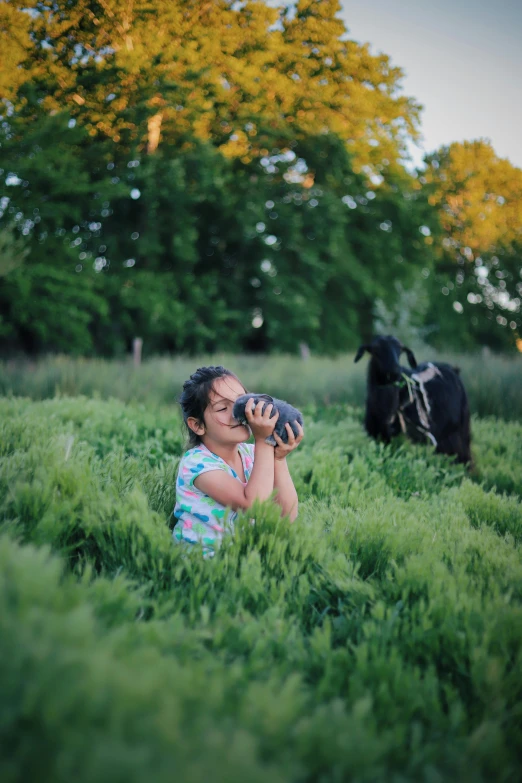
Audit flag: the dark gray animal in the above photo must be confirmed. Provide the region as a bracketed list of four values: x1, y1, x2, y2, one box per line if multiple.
[233, 393, 304, 446]
[354, 334, 472, 464]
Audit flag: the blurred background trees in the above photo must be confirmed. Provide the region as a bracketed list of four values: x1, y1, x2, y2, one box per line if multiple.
[422, 141, 522, 351]
[1, 0, 520, 355]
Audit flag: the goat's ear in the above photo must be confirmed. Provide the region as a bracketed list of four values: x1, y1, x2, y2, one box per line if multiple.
[402, 346, 417, 368]
[354, 344, 370, 363]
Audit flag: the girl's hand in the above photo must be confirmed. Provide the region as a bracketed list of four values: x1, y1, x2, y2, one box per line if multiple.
[246, 398, 279, 442]
[273, 421, 304, 460]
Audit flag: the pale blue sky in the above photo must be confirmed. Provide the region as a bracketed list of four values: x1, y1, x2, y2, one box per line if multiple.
[340, 0, 522, 169]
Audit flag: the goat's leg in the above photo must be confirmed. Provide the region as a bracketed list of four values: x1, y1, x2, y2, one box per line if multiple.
[436, 394, 472, 465]
[460, 396, 472, 465]
[365, 411, 394, 443]
[436, 431, 471, 465]
[364, 413, 400, 444]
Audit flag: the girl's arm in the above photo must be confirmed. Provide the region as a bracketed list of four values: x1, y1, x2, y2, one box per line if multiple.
[274, 457, 299, 521]
[195, 440, 275, 511]
[194, 400, 277, 510]
[273, 422, 303, 522]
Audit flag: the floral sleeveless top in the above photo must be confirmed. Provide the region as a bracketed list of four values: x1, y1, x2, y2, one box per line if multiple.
[173, 442, 255, 553]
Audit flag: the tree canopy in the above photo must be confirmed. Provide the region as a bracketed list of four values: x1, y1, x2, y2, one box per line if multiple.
[422, 141, 522, 350]
[3, 0, 420, 171]
[1, 1, 520, 355]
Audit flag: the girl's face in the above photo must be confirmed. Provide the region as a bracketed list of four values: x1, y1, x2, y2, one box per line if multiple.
[189, 375, 250, 446]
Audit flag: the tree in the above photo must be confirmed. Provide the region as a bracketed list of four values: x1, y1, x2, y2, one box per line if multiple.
[422, 140, 522, 350]
[0, 115, 115, 353]
[0, 114, 435, 354]
[280, 0, 420, 174]
[0, 0, 435, 356]
[0, 225, 28, 278]
[3, 0, 421, 171]
[0, 1, 32, 99]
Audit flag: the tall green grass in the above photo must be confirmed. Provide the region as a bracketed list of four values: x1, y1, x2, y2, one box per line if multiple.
[1, 396, 521, 781]
[1, 350, 521, 419]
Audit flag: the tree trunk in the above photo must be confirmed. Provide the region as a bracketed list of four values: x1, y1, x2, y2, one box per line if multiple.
[147, 113, 163, 154]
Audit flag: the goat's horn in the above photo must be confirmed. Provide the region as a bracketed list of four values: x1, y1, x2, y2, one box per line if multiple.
[401, 345, 418, 369]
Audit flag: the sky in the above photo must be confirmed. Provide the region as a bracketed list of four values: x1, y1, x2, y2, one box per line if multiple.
[340, 0, 522, 170]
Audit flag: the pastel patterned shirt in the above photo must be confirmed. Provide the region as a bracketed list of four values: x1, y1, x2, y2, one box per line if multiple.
[173, 442, 255, 551]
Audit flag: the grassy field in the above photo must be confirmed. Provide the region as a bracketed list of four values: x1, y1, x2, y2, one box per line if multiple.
[1, 350, 522, 420]
[1, 380, 521, 781]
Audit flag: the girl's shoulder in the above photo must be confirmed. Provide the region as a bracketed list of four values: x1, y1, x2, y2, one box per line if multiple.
[182, 443, 254, 462]
[178, 444, 230, 487]
[181, 445, 206, 461]
[180, 444, 224, 469]
[179, 442, 255, 477]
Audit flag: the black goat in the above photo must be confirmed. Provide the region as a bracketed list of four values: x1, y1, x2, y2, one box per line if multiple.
[354, 335, 472, 464]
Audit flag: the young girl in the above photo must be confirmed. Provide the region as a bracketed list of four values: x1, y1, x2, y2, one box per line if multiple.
[173, 365, 303, 555]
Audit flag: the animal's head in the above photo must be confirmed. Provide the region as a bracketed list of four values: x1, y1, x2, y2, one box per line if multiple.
[354, 335, 417, 383]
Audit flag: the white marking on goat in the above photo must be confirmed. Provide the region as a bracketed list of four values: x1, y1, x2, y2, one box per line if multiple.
[412, 362, 442, 385]
[399, 363, 442, 447]
[411, 362, 442, 419]
[410, 362, 442, 433]
[425, 429, 438, 447]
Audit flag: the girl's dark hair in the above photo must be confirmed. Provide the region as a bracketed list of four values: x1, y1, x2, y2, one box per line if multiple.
[179, 366, 244, 448]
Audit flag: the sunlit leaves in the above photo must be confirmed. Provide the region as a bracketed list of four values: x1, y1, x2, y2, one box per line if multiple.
[422, 141, 522, 349]
[3, 0, 420, 171]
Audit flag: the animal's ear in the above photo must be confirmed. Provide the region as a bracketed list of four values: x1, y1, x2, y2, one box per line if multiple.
[401, 346, 417, 368]
[354, 345, 370, 363]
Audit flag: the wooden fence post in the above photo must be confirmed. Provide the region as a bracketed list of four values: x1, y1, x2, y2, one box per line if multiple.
[299, 342, 310, 361]
[133, 337, 143, 367]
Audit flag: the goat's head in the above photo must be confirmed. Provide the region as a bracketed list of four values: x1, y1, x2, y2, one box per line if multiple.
[354, 335, 417, 384]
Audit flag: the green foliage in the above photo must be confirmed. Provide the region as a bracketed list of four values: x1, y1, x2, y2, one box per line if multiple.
[0, 226, 30, 344]
[1, 4, 520, 356]
[3, 0, 420, 170]
[0, 0, 437, 356]
[0, 224, 28, 279]
[471, 416, 522, 496]
[422, 141, 522, 351]
[0, 120, 436, 354]
[1, 395, 521, 781]
[0, 264, 110, 354]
